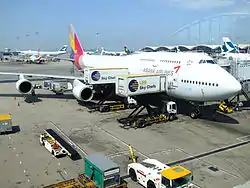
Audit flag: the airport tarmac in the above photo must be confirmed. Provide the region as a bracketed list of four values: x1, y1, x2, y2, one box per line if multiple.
[1, 61, 250, 188]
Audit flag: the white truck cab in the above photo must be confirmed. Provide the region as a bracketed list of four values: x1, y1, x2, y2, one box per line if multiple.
[166, 101, 177, 115]
[128, 158, 193, 188]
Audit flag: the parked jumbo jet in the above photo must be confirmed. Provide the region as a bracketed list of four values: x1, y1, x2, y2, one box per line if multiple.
[17, 45, 68, 56]
[221, 37, 250, 60]
[0, 24, 242, 119]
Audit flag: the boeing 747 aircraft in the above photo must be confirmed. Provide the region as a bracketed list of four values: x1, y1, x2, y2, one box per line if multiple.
[0, 24, 241, 119]
[17, 45, 68, 56]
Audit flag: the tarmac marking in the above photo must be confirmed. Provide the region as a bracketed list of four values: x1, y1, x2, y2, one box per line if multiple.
[170, 148, 239, 178]
[107, 151, 129, 159]
[49, 121, 88, 156]
[167, 140, 250, 166]
[92, 122, 150, 159]
[236, 135, 250, 142]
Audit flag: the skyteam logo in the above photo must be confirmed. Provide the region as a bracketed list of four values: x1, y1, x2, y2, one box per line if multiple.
[91, 71, 101, 81]
[128, 79, 139, 92]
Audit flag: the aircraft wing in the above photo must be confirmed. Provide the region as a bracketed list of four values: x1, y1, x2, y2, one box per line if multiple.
[44, 55, 74, 62]
[0, 72, 84, 80]
[53, 57, 74, 62]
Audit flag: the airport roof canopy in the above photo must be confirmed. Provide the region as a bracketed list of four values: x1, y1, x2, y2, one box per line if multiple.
[140, 44, 250, 52]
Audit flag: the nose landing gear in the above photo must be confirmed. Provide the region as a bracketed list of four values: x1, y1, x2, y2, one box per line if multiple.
[190, 109, 201, 119]
[190, 102, 201, 119]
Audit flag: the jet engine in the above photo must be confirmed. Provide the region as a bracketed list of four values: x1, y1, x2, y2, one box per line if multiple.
[72, 79, 94, 101]
[16, 75, 33, 94]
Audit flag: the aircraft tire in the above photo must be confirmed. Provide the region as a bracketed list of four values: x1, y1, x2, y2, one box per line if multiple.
[129, 168, 137, 182]
[169, 115, 174, 121]
[190, 112, 197, 119]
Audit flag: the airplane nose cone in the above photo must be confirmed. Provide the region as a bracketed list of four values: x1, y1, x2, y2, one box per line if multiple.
[227, 77, 242, 95]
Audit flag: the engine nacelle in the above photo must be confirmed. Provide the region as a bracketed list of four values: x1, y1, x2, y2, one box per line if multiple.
[72, 79, 93, 102]
[16, 78, 33, 94]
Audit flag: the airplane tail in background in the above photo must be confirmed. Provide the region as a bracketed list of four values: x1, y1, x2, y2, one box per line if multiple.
[58, 45, 68, 52]
[69, 24, 84, 70]
[222, 37, 239, 53]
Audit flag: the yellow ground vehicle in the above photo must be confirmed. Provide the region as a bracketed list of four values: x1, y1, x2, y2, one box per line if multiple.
[218, 101, 233, 113]
[128, 159, 194, 188]
[0, 114, 12, 133]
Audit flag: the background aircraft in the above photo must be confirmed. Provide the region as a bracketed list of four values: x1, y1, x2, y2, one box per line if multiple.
[17, 45, 68, 56]
[220, 37, 250, 60]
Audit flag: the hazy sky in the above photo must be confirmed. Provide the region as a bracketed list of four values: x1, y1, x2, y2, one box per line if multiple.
[0, 0, 250, 51]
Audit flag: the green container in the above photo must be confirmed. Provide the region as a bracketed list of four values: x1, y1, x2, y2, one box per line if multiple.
[84, 154, 121, 188]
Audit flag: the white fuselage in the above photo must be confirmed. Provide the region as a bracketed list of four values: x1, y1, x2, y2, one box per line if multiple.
[78, 52, 241, 102]
[19, 50, 67, 56]
[221, 52, 250, 61]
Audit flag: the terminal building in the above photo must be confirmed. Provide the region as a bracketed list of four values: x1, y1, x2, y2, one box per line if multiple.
[140, 44, 250, 54]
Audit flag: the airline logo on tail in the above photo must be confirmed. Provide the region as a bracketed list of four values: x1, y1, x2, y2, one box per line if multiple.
[69, 24, 84, 56]
[222, 37, 239, 53]
[69, 24, 84, 70]
[59, 45, 68, 52]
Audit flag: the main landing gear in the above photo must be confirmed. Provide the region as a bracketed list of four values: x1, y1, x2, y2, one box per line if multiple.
[190, 103, 201, 119]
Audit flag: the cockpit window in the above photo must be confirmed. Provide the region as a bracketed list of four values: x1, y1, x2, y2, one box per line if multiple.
[199, 60, 206, 64]
[199, 60, 216, 64]
[206, 60, 216, 64]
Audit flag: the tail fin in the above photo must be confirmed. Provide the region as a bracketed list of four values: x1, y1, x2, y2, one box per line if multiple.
[58, 45, 68, 52]
[124, 45, 131, 55]
[222, 37, 239, 53]
[69, 24, 84, 70]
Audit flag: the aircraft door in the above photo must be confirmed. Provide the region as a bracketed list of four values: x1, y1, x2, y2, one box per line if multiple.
[160, 76, 166, 91]
[168, 73, 178, 89]
[152, 60, 159, 68]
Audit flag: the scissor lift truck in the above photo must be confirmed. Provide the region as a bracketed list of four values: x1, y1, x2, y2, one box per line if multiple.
[116, 73, 177, 128]
[40, 129, 79, 159]
[43, 154, 128, 188]
[128, 158, 194, 188]
[117, 100, 177, 129]
[83, 99, 137, 112]
[0, 114, 13, 134]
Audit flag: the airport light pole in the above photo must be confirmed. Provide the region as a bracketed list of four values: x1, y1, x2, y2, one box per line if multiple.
[209, 20, 212, 44]
[198, 23, 201, 44]
[187, 27, 191, 44]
